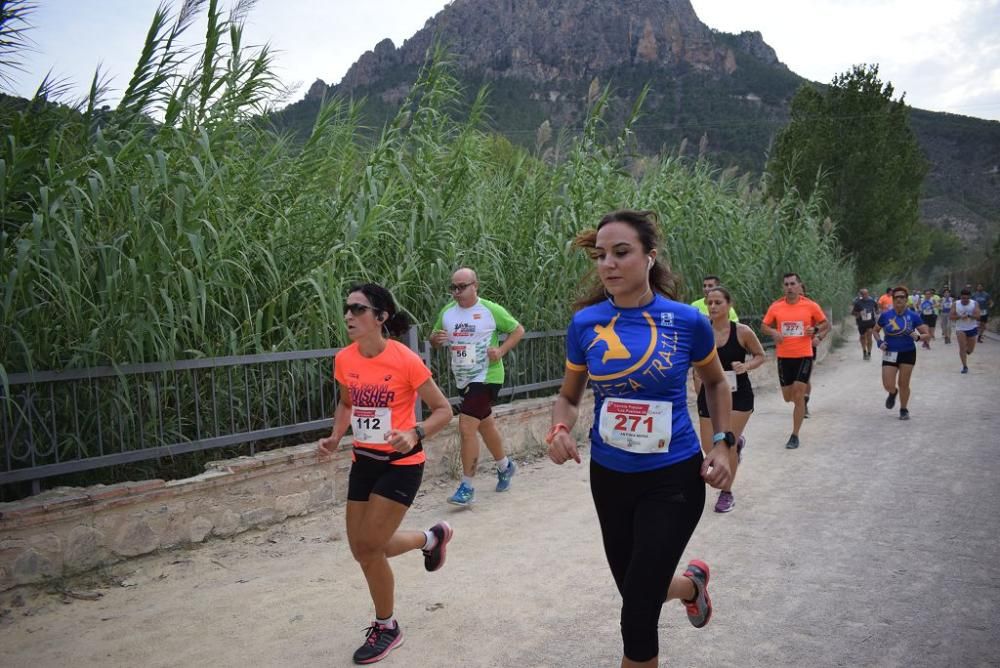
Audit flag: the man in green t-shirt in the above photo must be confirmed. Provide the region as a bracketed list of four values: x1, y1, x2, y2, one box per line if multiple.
[691, 275, 739, 322]
[431, 267, 525, 506]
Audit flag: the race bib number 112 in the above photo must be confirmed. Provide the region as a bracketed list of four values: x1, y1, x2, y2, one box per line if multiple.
[351, 406, 392, 443]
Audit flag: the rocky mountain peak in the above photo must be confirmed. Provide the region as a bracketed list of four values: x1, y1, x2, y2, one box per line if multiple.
[336, 0, 777, 90]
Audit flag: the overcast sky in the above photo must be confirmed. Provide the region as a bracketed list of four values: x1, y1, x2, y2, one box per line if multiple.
[6, 0, 999, 121]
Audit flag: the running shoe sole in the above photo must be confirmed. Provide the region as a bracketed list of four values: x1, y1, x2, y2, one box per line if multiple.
[683, 560, 713, 628]
[423, 521, 453, 572]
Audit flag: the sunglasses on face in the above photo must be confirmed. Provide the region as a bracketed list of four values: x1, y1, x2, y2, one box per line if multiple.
[893, 295, 908, 300]
[344, 303, 376, 316]
[449, 282, 474, 293]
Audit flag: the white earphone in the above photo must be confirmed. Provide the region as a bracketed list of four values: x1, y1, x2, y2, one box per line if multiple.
[648, 256, 655, 269]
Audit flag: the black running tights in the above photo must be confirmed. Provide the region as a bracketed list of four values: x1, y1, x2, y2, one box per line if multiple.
[589, 455, 705, 662]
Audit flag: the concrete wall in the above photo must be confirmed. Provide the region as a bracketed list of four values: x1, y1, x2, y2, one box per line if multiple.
[0, 393, 594, 592]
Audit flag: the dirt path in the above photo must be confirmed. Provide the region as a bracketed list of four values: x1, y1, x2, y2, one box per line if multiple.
[3, 334, 998, 667]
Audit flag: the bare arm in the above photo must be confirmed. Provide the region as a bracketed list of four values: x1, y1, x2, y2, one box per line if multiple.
[760, 319, 784, 346]
[547, 368, 589, 465]
[490, 324, 526, 361]
[385, 378, 454, 453]
[317, 384, 354, 456]
[694, 353, 733, 490]
[732, 324, 766, 374]
[814, 319, 831, 340]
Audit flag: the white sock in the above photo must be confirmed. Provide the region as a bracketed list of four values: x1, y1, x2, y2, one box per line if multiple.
[496, 456, 510, 472]
[423, 529, 437, 551]
[376, 615, 395, 628]
[461, 475, 475, 487]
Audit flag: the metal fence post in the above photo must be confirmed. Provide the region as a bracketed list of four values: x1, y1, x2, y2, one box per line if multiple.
[407, 325, 426, 421]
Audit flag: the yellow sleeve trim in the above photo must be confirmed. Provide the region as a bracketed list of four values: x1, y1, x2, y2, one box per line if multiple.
[692, 347, 718, 367]
[565, 360, 587, 372]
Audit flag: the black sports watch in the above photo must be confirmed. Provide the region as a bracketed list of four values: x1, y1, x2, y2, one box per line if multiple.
[413, 424, 426, 444]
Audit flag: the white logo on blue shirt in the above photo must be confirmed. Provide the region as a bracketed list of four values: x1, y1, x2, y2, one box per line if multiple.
[660, 312, 675, 327]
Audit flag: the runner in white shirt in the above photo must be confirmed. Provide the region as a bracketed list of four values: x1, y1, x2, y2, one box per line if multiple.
[431, 268, 525, 506]
[951, 289, 981, 374]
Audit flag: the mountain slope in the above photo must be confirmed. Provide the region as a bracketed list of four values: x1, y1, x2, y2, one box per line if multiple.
[276, 0, 999, 248]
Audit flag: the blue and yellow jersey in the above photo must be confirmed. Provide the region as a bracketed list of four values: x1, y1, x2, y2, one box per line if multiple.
[565, 295, 715, 473]
[878, 309, 924, 353]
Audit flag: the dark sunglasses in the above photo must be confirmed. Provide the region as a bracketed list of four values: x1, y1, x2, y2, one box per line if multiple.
[449, 282, 474, 293]
[893, 295, 908, 300]
[344, 303, 377, 316]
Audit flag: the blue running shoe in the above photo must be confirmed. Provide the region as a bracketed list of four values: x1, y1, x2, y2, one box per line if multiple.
[495, 459, 517, 493]
[447, 482, 475, 507]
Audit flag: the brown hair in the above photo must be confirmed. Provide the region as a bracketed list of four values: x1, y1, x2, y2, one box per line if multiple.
[572, 209, 681, 310]
[707, 286, 732, 304]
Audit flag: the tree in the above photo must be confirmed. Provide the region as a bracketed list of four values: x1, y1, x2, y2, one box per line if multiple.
[766, 64, 929, 283]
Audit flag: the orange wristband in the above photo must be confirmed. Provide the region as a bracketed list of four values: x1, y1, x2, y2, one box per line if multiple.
[546, 423, 569, 445]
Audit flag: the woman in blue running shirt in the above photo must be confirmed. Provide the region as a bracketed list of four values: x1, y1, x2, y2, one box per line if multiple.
[546, 210, 734, 667]
[872, 286, 930, 420]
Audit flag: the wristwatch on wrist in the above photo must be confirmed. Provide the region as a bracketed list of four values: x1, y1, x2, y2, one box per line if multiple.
[413, 424, 426, 444]
[712, 431, 736, 448]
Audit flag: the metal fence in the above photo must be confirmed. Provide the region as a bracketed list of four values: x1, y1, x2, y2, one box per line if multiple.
[1, 328, 567, 494]
[2, 312, 786, 495]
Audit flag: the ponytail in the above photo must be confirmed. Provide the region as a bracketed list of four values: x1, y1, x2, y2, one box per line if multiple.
[346, 282, 413, 339]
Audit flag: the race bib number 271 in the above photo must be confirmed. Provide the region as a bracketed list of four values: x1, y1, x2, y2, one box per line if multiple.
[598, 399, 672, 453]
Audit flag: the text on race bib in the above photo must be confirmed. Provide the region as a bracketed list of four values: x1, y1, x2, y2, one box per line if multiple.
[724, 370, 738, 392]
[598, 399, 672, 453]
[450, 343, 477, 370]
[781, 321, 805, 337]
[882, 351, 898, 363]
[861, 310, 872, 321]
[351, 406, 392, 443]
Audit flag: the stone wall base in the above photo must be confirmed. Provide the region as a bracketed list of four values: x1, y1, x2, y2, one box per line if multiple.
[0, 393, 593, 592]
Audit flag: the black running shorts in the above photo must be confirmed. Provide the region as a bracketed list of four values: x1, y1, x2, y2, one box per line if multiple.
[881, 348, 916, 368]
[777, 357, 813, 387]
[697, 387, 754, 417]
[347, 454, 423, 507]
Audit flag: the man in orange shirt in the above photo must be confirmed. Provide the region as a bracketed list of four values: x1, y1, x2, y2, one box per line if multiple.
[877, 287, 893, 314]
[761, 273, 830, 449]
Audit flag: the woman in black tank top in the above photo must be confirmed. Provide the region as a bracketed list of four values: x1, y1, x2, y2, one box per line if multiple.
[696, 287, 766, 513]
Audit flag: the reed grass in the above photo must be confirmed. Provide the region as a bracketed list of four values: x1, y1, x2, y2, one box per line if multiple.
[0, 2, 853, 494]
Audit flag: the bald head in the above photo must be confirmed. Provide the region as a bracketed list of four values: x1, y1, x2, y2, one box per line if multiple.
[450, 267, 480, 306]
[452, 267, 478, 284]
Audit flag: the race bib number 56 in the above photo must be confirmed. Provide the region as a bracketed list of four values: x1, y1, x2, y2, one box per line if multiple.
[450, 343, 477, 370]
[598, 399, 672, 453]
[351, 406, 392, 443]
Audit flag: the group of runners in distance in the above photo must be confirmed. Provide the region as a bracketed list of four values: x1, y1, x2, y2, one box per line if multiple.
[852, 283, 993, 421]
[315, 208, 992, 666]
